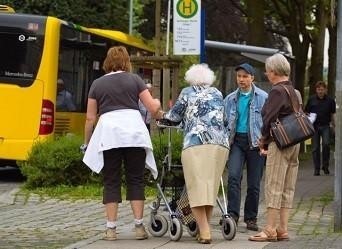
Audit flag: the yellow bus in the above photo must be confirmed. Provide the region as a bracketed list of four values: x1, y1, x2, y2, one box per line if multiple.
[0, 5, 15, 13]
[0, 8, 153, 166]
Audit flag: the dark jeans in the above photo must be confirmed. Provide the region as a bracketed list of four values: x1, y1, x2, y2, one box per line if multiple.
[312, 125, 331, 170]
[227, 133, 265, 222]
[102, 147, 146, 204]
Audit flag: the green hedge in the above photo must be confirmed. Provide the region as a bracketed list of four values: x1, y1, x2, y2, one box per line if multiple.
[17, 131, 184, 188]
[18, 135, 101, 188]
[151, 129, 183, 168]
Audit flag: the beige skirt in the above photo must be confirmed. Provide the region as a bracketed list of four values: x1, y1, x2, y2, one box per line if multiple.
[181, 144, 229, 207]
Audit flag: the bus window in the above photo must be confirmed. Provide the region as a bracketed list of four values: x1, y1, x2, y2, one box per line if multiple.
[58, 25, 108, 112]
[0, 29, 44, 86]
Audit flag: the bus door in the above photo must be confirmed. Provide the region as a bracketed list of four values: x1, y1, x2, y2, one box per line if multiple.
[55, 25, 107, 136]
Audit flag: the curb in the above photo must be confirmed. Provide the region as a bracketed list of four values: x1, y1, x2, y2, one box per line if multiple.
[0, 186, 20, 204]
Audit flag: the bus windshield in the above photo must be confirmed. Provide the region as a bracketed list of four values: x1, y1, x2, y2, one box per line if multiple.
[0, 15, 45, 87]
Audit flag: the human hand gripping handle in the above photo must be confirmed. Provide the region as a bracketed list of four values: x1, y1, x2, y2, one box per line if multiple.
[154, 109, 165, 120]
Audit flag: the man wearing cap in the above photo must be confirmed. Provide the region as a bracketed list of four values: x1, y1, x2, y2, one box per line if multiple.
[224, 63, 268, 231]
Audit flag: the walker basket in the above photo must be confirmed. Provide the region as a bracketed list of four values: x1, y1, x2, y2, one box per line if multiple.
[176, 188, 196, 225]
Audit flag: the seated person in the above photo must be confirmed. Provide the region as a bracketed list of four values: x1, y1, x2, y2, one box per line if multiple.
[56, 78, 76, 111]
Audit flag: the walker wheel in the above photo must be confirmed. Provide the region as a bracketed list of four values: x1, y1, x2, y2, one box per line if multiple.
[147, 214, 168, 237]
[169, 217, 183, 241]
[186, 221, 198, 237]
[221, 216, 237, 240]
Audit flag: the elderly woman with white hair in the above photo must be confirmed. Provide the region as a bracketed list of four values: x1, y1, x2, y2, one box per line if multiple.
[157, 64, 229, 244]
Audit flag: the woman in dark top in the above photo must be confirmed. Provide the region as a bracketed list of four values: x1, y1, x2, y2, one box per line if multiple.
[82, 46, 161, 241]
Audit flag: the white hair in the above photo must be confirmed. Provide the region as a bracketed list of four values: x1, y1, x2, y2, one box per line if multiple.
[265, 53, 291, 76]
[184, 64, 216, 86]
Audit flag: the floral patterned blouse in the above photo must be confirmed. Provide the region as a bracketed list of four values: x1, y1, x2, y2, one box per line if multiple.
[164, 85, 229, 150]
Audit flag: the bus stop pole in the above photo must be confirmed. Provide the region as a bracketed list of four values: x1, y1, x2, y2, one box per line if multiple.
[200, 9, 206, 63]
[334, 0, 342, 231]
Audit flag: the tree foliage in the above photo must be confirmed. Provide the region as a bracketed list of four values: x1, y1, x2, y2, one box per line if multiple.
[5, 0, 145, 32]
[216, 0, 335, 99]
[5, 0, 335, 98]
[262, 0, 335, 98]
[262, 1, 312, 94]
[138, 0, 167, 40]
[202, 0, 249, 66]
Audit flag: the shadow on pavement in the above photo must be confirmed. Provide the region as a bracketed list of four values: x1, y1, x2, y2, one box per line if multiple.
[0, 166, 25, 182]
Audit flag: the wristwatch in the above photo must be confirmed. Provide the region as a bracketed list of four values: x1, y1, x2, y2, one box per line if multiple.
[80, 144, 88, 153]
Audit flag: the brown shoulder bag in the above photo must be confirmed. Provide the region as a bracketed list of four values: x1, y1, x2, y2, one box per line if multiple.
[270, 85, 315, 149]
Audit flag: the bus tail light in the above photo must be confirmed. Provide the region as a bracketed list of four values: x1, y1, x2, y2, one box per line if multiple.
[39, 99, 54, 135]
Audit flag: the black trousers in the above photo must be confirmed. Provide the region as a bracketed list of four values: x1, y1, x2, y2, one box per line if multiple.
[102, 147, 146, 204]
[312, 125, 331, 170]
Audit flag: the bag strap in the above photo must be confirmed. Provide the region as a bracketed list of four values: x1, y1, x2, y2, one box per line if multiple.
[279, 84, 300, 113]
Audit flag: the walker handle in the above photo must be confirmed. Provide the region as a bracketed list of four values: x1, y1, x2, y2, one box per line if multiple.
[156, 119, 181, 128]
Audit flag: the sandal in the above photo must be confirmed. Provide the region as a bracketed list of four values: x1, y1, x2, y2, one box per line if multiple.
[276, 229, 290, 241]
[197, 231, 211, 244]
[198, 237, 211, 244]
[249, 226, 277, 242]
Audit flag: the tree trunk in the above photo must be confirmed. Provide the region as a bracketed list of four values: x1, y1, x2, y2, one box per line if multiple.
[246, 0, 266, 47]
[288, 33, 311, 98]
[308, 0, 327, 95]
[267, 0, 314, 100]
[328, 21, 337, 97]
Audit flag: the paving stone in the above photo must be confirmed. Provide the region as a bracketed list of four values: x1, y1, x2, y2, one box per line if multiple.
[1, 158, 342, 249]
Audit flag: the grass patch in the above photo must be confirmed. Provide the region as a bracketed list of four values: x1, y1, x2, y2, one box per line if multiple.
[19, 184, 158, 201]
[20, 184, 103, 200]
[299, 149, 311, 161]
[314, 192, 334, 205]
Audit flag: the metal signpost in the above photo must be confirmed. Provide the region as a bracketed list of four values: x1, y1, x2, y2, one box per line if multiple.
[335, 0, 342, 231]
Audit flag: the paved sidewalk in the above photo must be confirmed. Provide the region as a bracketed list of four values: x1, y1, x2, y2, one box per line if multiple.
[0, 157, 340, 249]
[64, 158, 340, 249]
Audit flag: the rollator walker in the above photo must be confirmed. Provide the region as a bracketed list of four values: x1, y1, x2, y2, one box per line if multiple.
[147, 119, 237, 241]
